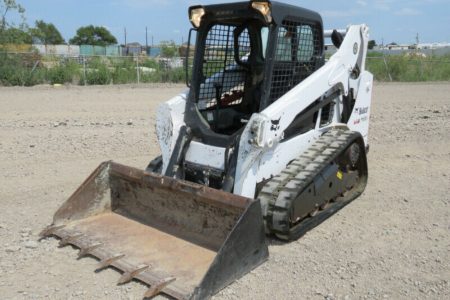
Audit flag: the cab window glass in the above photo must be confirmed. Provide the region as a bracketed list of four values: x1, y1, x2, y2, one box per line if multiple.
[275, 27, 293, 61]
[261, 27, 269, 58]
[297, 25, 314, 62]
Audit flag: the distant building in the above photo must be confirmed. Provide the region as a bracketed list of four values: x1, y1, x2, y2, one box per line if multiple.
[148, 47, 161, 57]
[179, 43, 195, 58]
[416, 43, 450, 50]
[382, 43, 410, 50]
[123, 42, 144, 56]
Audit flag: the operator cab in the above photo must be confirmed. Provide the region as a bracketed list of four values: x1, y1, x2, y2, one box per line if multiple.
[186, 1, 324, 138]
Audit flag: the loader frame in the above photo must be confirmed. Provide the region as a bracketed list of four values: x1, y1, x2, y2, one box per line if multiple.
[157, 2, 373, 199]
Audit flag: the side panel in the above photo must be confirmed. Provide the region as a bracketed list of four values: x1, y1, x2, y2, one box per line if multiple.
[156, 90, 189, 174]
[257, 130, 319, 182]
[347, 71, 373, 145]
[185, 141, 226, 170]
[234, 130, 319, 198]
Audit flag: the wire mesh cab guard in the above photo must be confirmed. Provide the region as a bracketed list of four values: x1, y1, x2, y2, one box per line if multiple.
[198, 24, 251, 110]
[268, 19, 323, 104]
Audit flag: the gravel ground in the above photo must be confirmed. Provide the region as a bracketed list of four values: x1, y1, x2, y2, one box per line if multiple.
[0, 83, 449, 300]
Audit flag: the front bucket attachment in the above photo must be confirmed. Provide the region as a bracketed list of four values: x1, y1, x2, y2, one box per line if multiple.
[41, 161, 268, 299]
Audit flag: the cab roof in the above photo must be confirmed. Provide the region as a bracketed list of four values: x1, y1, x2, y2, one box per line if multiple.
[190, 1, 322, 26]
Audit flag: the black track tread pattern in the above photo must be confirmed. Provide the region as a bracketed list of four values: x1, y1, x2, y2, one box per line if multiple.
[258, 129, 364, 240]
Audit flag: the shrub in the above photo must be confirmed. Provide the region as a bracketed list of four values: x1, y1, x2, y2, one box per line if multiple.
[111, 58, 137, 84]
[0, 52, 45, 86]
[165, 67, 185, 83]
[85, 65, 112, 85]
[47, 61, 80, 84]
[141, 58, 158, 69]
[366, 53, 450, 82]
[112, 66, 136, 84]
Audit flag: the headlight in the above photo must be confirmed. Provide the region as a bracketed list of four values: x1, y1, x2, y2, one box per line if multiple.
[252, 1, 272, 23]
[189, 7, 205, 28]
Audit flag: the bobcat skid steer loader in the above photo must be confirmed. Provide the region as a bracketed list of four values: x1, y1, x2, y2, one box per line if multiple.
[41, 1, 373, 299]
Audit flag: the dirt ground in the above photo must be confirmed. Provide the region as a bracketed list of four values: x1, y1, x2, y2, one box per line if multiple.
[0, 83, 449, 300]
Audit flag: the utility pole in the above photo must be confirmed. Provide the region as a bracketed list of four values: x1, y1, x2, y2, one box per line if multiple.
[416, 32, 420, 51]
[146, 26, 149, 54]
[416, 32, 423, 80]
[124, 27, 128, 55]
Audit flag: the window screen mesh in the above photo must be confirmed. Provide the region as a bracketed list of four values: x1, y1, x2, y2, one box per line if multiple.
[269, 20, 321, 103]
[198, 25, 250, 110]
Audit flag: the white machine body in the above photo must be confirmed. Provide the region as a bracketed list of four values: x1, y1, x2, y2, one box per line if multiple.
[156, 25, 373, 198]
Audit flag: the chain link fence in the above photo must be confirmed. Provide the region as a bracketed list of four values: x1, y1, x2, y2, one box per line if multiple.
[0, 51, 449, 86]
[366, 54, 450, 82]
[0, 52, 191, 86]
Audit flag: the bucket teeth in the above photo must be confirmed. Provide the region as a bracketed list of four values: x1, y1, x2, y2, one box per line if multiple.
[117, 264, 149, 285]
[96, 254, 125, 270]
[144, 277, 176, 299]
[78, 243, 103, 259]
[39, 225, 65, 238]
[59, 233, 84, 247]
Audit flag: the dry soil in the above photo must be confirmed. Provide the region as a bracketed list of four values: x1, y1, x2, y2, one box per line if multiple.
[0, 83, 449, 300]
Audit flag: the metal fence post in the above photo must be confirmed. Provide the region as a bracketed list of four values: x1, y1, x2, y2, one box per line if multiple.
[83, 56, 87, 86]
[419, 58, 424, 81]
[383, 55, 393, 82]
[136, 56, 140, 84]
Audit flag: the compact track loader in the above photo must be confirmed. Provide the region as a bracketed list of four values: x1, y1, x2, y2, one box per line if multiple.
[41, 1, 373, 299]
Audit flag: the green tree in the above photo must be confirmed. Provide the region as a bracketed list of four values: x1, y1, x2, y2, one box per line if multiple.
[0, 0, 27, 44]
[30, 20, 65, 44]
[160, 40, 178, 58]
[1, 27, 31, 43]
[69, 25, 117, 46]
[368, 40, 377, 50]
[1, 0, 25, 30]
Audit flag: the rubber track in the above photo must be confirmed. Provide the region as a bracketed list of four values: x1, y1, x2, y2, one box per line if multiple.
[259, 129, 362, 238]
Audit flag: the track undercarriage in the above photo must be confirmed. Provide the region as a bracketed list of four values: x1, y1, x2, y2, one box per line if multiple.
[259, 129, 368, 240]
